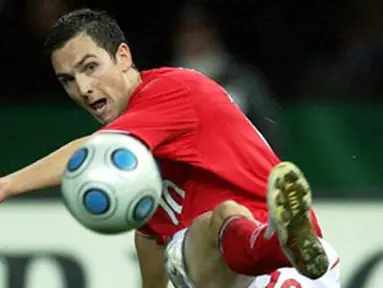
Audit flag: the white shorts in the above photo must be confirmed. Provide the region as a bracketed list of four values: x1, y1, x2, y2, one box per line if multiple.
[165, 228, 340, 288]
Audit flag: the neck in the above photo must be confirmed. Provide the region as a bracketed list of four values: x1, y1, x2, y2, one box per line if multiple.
[124, 68, 142, 98]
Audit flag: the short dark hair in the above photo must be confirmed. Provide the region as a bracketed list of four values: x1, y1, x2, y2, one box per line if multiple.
[44, 8, 127, 58]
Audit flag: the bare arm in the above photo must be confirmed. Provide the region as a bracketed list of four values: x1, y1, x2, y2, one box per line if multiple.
[135, 232, 169, 288]
[0, 136, 91, 200]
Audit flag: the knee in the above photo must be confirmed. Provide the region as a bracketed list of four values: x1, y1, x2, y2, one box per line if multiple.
[213, 200, 254, 221]
[209, 200, 254, 242]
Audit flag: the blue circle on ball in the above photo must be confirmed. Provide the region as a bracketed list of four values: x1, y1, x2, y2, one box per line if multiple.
[133, 197, 155, 222]
[83, 189, 110, 215]
[67, 148, 88, 172]
[111, 149, 137, 170]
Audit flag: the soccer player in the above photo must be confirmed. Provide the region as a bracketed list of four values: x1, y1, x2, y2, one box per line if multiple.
[0, 9, 340, 288]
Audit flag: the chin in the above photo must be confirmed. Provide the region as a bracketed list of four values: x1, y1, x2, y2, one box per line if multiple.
[101, 114, 118, 125]
[92, 114, 107, 125]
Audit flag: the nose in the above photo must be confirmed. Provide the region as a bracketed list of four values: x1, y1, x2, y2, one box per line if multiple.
[76, 75, 93, 99]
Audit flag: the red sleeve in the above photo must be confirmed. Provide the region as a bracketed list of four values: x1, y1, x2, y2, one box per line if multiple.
[100, 76, 198, 160]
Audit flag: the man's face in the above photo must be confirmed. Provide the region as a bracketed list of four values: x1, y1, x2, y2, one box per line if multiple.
[51, 33, 133, 124]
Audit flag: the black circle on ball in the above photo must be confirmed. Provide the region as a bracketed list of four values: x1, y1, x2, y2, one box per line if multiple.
[133, 196, 155, 222]
[83, 189, 111, 215]
[67, 148, 88, 172]
[111, 148, 137, 170]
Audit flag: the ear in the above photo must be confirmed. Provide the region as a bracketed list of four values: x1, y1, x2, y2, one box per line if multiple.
[115, 43, 133, 72]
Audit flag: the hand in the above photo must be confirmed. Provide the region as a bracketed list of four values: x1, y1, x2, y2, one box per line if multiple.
[0, 177, 11, 203]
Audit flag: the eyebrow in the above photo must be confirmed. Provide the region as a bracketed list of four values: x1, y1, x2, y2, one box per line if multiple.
[56, 53, 96, 78]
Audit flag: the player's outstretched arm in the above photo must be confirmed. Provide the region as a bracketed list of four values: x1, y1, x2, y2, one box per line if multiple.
[0, 136, 91, 202]
[135, 232, 169, 288]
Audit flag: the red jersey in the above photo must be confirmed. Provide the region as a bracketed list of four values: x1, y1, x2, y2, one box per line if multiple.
[102, 67, 318, 244]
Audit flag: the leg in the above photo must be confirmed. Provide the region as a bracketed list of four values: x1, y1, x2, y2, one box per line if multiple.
[250, 239, 341, 288]
[185, 162, 328, 285]
[181, 200, 290, 288]
[218, 162, 329, 279]
[183, 208, 256, 288]
[210, 200, 293, 276]
[165, 210, 255, 288]
[180, 213, 338, 288]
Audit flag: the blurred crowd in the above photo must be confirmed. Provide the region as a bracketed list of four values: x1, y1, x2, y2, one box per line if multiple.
[0, 0, 383, 153]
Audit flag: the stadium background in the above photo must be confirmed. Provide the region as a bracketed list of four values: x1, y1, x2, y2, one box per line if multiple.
[0, 0, 382, 287]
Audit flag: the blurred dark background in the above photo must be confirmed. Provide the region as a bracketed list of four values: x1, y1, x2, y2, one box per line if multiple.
[1, 0, 382, 198]
[0, 1, 383, 287]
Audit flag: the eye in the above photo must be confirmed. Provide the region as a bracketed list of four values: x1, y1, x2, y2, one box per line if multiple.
[84, 62, 98, 74]
[60, 76, 75, 86]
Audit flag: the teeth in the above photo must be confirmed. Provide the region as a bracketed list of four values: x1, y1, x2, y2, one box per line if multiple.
[91, 100, 106, 111]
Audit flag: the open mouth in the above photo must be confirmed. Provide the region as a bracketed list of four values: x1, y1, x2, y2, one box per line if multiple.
[90, 99, 107, 114]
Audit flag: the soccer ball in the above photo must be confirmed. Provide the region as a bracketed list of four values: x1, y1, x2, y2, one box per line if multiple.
[61, 132, 163, 234]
